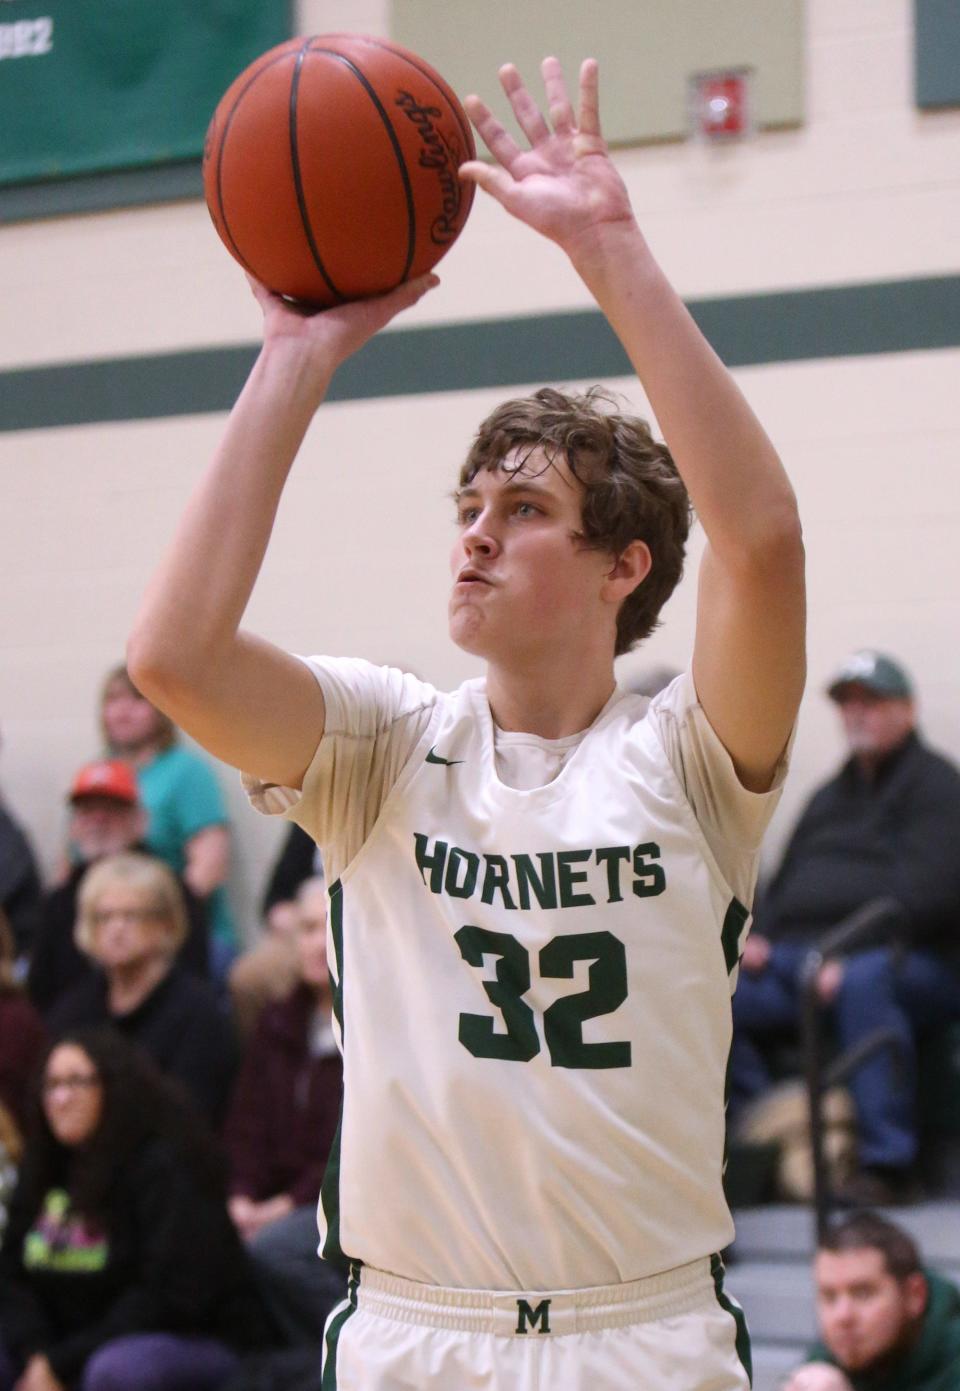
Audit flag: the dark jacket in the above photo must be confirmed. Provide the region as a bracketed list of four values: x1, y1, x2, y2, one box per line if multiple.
[27, 850, 210, 1017]
[755, 733, 960, 968]
[261, 824, 321, 918]
[0, 803, 42, 957]
[0, 1135, 272, 1383]
[807, 1268, 960, 1391]
[47, 963, 236, 1128]
[0, 989, 46, 1131]
[224, 983, 342, 1206]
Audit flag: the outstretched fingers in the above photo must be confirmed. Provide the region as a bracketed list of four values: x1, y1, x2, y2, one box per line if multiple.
[541, 56, 574, 134]
[577, 58, 601, 137]
[463, 92, 524, 172]
[499, 63, 552, 147]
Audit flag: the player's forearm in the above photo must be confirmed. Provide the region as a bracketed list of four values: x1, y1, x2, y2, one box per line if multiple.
[128, 342, 331, 696]
[569, 222, 801, 563]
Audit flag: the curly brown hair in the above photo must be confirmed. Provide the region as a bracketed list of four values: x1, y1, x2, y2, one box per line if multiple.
[459, 387, 691, 656]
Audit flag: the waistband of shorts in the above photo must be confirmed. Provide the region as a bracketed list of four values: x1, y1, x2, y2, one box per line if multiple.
[353, 1257, 715, 1337]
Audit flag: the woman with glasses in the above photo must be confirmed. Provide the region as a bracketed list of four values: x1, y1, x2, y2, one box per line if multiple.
[47, 853, 235, 1128]
[0, 1028, 273, 1391]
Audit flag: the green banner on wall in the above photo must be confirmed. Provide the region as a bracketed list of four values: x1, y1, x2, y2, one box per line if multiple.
[0, 0, 290, 186]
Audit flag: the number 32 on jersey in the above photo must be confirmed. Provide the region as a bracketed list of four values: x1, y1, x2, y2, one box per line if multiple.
[454, 926, 631, 1070]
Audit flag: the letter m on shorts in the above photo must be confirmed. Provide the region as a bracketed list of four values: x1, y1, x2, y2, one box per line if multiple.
[516, 1298, 552, 1334]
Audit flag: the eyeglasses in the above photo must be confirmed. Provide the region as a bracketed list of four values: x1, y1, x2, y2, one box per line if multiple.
[42, 1074, 101, 1095]
[90, 907, 165, 929]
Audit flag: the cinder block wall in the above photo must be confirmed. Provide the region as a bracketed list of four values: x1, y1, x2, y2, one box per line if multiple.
[1, 0, 958, 938]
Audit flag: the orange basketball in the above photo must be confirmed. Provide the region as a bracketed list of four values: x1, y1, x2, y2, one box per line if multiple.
[203, 34, 476, 307]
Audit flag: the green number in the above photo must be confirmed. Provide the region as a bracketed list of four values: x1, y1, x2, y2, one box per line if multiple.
[455, 927, 631, 1069]
[454, 925, 540, 1061]
[540, 931, 632, 1069]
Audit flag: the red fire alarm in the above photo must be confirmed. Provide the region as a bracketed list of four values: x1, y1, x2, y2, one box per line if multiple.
[689, 68, 754, 141]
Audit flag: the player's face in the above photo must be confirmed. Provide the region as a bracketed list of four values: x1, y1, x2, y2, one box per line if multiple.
[448, 449, 615, 664]
[815, 1248, 924, 1372]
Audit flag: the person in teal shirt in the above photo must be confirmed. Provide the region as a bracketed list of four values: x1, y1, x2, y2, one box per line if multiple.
[98, 665, 237, 976]
[785, 1212, 960, 1391]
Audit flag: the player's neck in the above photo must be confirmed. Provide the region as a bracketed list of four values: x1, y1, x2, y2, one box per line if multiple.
[485, 660, 617, 739]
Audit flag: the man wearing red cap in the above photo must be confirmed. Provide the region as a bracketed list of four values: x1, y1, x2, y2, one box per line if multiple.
[27, 760, 209, 1016]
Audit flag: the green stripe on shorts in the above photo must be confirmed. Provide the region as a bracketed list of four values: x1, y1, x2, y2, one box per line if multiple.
[711, 1251, 753, 1387]
[321, 1265, 360, 1390]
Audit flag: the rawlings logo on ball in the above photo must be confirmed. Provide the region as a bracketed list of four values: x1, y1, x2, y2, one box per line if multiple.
[395, 89, 465, 246]
[203, 34, 476, 305]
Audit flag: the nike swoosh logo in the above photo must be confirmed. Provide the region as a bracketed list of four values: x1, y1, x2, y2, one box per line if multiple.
[426, 746, 464, 766]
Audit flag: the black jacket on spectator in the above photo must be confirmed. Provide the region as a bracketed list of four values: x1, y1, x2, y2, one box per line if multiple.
[755, 732, 960, 968]
[48, 963, 236, 1127]
[261, 824, 320, 918]
[0, 1135, 272, 1384]
[28, 850, 210, 1017]
[0, 804, 42, 958]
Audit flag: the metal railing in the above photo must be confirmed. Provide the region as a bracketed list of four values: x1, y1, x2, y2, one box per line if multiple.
[799, 897, 908, 1237]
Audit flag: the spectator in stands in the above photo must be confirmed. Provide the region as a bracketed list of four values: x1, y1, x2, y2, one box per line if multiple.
[225, 876, 344, 1346]
[0, 909, 45, 1139]
[48, 852, 236, 1128]
[99, 663, 237, 976]
[732, 650, 960, 1204]
[785, 1211, 960, 1391]
[0, 1027, 273, 1391]
[263, 824, 322, 930]
[228, 824, 320, 1039]
[29, 759, 209, 1017]
[0, 728, 42, 965]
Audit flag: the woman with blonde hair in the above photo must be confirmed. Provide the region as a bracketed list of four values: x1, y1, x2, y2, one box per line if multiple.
[48, 853, 235, 1127]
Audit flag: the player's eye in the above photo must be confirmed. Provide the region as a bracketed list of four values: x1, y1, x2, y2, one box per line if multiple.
[514, 501, 540, 517]
[456, 507, 481, 526]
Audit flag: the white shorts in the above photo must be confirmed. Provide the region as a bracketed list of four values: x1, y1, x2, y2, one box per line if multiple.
[321, 1255, 751, 1390]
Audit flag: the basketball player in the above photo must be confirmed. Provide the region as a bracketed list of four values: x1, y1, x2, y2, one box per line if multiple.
[128, 58, 805, 1390]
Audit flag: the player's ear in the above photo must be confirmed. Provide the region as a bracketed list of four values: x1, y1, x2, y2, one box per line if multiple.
[903, 1272, 928, 1321]
[602, 540, 651, 602]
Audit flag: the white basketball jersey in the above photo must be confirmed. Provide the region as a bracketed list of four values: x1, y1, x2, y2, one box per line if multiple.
[307, 675, 751, 1292]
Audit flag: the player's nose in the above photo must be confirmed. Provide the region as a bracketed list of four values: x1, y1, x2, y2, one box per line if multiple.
[461, 510, 500, 558]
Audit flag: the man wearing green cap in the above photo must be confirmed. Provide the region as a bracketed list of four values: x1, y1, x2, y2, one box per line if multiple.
[731, 650, 960, 1203]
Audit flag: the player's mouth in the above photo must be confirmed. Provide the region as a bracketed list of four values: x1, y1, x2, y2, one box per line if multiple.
[455, 567, 494, 587]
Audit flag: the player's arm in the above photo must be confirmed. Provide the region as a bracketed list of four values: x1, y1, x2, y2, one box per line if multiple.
[126, 273, 438, 790]
[460, 59, 805, 791]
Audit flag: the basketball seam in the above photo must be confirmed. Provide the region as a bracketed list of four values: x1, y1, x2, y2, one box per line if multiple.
[289, 41, 346, 303]
[351, 36, 477, 173]
[306, 41, 418, 288]
[213, 51, 298, 280]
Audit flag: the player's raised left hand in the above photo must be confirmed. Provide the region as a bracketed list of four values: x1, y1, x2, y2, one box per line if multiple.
[459, 58, 636, 256]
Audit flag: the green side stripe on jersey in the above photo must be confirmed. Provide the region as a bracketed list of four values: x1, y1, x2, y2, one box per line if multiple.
[721, 897, 750, 976]
[321, 1265, 360, 1390]
[711, 1252, 753, 1386]
[329, 879, 345, 1038]
[319, 879, 348, 1270]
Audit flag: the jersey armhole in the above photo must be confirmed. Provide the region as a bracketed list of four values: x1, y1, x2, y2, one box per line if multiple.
[332, 700, 447, 889]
